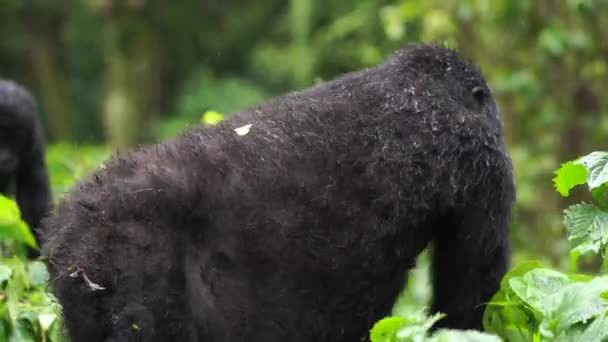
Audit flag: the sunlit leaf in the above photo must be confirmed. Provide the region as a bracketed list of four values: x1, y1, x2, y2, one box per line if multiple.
[370, 316, 412, 342]
[201, 110, 225, 126]
[553, 161, 587, 197]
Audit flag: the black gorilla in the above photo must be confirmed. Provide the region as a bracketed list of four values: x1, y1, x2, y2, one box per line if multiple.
[0, 79, 52, 251]
[43, 44, 514, 342]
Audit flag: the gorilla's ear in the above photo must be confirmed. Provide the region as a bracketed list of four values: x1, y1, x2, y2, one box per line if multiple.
[471, 86, 486, 104]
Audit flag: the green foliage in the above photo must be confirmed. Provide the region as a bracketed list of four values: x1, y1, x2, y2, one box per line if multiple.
[555, 152, 608, 197]
[484, 266, 608, 341]
[374, 151, 608, 341]
[484, 151, 608, 342]
[0, 195, 64, 341]
[554, 151, 608, 259]
[564, 203, 608, 256]
[391, 251, 431, 319]
[553, 161, 587, 197]
[0, 143, 109, 341]
[159, 72, 269, 139]
[370, 313, 501, 342]
[46, 143, 111, 198]
[0, 196, 37, 251]
[201, 110, 225, 126]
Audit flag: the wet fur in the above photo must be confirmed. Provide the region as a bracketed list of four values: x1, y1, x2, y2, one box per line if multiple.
[43, 44, 515, 342]
[0, 79, 52, 253]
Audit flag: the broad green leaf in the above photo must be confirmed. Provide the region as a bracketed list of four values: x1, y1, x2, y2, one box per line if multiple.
[0, 264, 12, 283]
[508, 268, 569, 315]
[0, 195, 22, 225]
[369, 313, 445, 342]
[395, 313, 444, 340]
[578, 314, 608, 341]
[553, 276, 608, 331]
[27, 262, 49, 287]
[576, 152, 608, 190]
[498, 261, 544, 290]
[564, 203, 608, 255]
[370, 316, 412, 342]
[553, 161, 587, 197]
[429, 329, 502, 342]
[0, 195, 37, 247]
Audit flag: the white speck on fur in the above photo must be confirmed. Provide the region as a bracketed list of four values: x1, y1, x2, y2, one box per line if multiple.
[235, 124, 252, 136]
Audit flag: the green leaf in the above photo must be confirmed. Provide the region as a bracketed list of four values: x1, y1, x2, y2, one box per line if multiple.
[369, 313, 445, 342]
[0, 195, 22, 225]
[201, 110, 225, 126]
[0, 264, 12, 284]
[395, 313, 444, 340]
[578, 314, 608, 342]
[0, 195, 37, 248]
[508, 268, 570, 316]
[552, 276, 608, 330]
[27, 262, 49, 287]
[553, 161, 587, 197]
[564, 203, 608, 255]
[370, 316, 411, 342]
[576, 152, 608, 190]
[499, 261, 544, 290]
[429, 329, 502, 342]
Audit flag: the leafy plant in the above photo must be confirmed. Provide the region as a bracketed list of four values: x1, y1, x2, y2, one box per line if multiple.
[370, 313, 501, 342]
[46, 143, 111, 198]
[483, 151, 608, 341]
[0, 194, 64, 341]
[371, 151, 608, 342]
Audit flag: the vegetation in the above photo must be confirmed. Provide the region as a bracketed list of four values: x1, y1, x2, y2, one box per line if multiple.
[371, 152, 608, 341]
[0, 0, 606, 341]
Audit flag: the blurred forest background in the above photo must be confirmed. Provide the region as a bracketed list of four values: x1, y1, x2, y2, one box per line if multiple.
[1, 0, 606, 269]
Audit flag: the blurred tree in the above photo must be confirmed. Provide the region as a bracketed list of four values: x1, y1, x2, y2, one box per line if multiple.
[0, 0, 73, 140]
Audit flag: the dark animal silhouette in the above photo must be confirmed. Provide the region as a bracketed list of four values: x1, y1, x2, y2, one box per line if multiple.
[43, 44, 515, 342]
[0, 79, 52, 254]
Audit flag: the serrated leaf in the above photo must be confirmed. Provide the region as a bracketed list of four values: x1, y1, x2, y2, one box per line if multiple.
[554, 161, 587, 196]
[564, 203, 608, 255]
[576, 152, 608, 190]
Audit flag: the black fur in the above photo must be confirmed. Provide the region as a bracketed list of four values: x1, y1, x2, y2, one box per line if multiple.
[0, 79, 52, 253]
[43, 44, 515, 342]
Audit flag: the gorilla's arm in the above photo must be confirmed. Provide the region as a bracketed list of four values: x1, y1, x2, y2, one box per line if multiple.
[430, 156, 514, 329]
[16, 133, 52, 238]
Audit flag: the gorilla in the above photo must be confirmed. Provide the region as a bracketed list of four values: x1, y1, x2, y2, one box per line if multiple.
[0, 79, 52, 253]
[43, 44, 515, 342]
